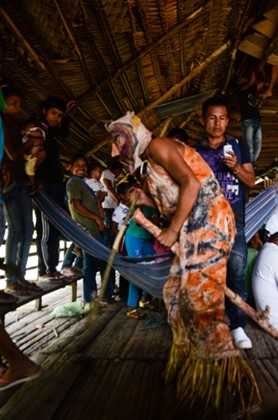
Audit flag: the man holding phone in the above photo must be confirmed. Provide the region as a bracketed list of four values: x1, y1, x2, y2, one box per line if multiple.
[195, 95, 255, 349]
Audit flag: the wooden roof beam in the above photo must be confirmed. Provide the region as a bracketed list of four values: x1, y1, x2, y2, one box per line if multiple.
[52, 0, 82, 59]
[85, 138, 112, 158]
[0, 6, 46, 71]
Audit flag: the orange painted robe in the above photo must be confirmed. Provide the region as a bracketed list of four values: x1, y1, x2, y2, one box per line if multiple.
[145, 143, 237, 358]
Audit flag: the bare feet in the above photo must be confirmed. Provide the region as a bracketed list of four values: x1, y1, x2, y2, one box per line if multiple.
[0, 361, 41, 390]
[259, 89, 272, 98]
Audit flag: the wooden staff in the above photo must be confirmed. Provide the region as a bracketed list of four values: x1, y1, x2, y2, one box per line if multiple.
[132, 208, 278, 339]
[87, 200, 135, 326]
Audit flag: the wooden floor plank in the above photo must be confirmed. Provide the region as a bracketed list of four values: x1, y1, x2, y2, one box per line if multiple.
[1, 285, 278, 419]
[0, 352, 88, 420]
[53, 359, 169, 420]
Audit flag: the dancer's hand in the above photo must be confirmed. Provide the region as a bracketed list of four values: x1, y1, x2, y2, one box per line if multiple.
[157, 226, 179, 248]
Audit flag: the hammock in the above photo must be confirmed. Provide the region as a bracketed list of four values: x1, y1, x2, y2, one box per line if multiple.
[33, 183, 278, 299]
[34, 192, 172, 298]
[245, 182, 278, 240]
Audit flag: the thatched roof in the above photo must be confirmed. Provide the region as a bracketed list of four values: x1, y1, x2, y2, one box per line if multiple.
[0, 0, 278, 184]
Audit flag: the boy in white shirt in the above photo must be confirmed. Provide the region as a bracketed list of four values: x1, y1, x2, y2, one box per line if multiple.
[101, 161, 123, 247]
[85, 162, 107, 219]
[85, 162, 105, 194]
[112, 182, 131, 233]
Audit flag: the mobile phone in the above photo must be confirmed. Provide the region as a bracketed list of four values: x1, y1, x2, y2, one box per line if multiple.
[223, 144, 233, 157]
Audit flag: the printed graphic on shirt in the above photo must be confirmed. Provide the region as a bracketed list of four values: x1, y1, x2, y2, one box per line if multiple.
[196, 145, 243, 214]
[215, 170, 239, 204]
[247, 93, 257, 107]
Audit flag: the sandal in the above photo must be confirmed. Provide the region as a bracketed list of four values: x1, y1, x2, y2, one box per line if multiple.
[52, 271, 65, 281]
[126, 308, 146, 319]
[139, 299, 155, 310]
[4, 283, 30, 296]
[0, 290, 18, 305]
[38, 272, 65, 284]
[17, 279, 42, 293]
[0, 366, 42, 391]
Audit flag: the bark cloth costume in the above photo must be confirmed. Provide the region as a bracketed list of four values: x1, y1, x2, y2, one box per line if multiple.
[106, 112, 260, 418]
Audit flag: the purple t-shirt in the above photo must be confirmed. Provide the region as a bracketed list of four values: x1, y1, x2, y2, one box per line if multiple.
[195, 135, 251, 217]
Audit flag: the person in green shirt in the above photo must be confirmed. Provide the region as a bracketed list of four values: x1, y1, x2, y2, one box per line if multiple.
[66, 155, 114, 305]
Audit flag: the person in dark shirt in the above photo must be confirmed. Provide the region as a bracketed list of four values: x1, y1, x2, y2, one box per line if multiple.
[36, 96, 74, 282]
[1, 87, 43, 295]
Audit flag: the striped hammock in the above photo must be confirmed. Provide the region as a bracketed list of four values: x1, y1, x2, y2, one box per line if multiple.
[33, 183, 278, 299]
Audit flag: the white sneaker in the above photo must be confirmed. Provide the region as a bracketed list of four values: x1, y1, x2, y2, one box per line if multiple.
[231, 327, 252, 349]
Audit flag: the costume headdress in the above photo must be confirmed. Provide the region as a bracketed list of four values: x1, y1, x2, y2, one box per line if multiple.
[105, 111, 152, 173]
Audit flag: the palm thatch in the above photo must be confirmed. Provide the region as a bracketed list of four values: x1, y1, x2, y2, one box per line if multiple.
[0, 0, 277, 184]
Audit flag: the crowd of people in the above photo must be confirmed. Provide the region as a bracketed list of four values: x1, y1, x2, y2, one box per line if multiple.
[0, 38, 277, 413]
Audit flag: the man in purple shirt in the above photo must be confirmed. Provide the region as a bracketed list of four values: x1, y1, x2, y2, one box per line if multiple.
[196, 96, 255, 349]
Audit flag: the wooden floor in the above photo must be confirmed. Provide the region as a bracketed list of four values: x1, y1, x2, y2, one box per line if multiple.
[1, 284, 278, 420]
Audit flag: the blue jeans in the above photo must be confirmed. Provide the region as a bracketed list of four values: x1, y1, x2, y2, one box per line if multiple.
[3, 180, 34, 283]
[226, 218, 248, 330]
[61, 242, 82, 270]
[242, 119, 262, 164]
[82, 235, 115, 303]
[125, 233, 155, 308]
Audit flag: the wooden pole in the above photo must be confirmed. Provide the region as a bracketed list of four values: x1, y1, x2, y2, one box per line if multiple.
[156, 117, 174, 137]
[53, 0, 82, 59]
[0, 7, 46, 71]
[85, 138, 112, 158]
[132, 208, 278, 339]
[222, 0, 253, 93]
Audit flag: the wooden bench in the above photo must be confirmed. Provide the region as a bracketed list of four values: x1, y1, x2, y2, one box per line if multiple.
[0, 274, 83, 324]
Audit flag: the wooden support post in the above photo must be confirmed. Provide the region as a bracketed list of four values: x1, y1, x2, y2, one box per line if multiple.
[35, 297, 42, 311]
[71, 282, 77, 302]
